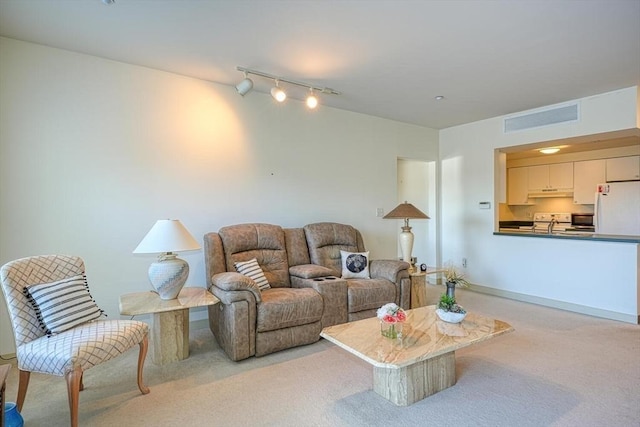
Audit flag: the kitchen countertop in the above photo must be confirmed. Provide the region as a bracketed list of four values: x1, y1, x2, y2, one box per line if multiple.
[494, 230, 640, 243]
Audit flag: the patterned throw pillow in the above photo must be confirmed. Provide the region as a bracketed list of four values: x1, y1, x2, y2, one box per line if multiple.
[23, 274, 104, 336]
[234, 258, 271, 291]
[340, 250, 370, 279]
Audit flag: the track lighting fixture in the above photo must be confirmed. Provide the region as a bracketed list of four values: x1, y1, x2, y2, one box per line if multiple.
[306, 89, 318, 109]
[271, 81, 287, 102]
[235, 72, 253, 96]
[236, 66, 340, 109]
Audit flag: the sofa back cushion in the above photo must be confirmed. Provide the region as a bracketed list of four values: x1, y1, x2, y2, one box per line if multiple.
[304, 222, 365, 277]
[284, 228, 311, 267]
[219, 223, 291, 288]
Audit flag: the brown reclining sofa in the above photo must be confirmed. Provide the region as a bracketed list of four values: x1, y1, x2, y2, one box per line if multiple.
[204, 222, 410, 361]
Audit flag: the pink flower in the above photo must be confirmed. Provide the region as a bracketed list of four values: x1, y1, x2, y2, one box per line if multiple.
[382, 314, 396, 323]
[377, 303, 406, 323]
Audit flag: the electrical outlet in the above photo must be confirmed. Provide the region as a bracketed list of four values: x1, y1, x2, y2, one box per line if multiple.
[462, 258, 467, 268]
[376, 208, 384, 217]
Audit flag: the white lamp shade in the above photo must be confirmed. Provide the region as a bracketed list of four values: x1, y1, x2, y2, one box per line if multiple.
[133, 219, 200, 254]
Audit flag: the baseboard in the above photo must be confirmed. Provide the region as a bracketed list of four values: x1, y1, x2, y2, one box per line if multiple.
[469, 284, 639, 325]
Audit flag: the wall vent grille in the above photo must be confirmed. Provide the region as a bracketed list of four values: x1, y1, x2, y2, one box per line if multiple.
[504, 102, 579, 133]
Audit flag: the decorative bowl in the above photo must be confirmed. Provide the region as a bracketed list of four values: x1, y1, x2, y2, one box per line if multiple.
[436, 308, 467, 324]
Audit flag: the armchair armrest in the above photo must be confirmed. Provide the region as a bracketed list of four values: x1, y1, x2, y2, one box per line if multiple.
[210, 272, 262, 304]
[369, 260, 410, 283]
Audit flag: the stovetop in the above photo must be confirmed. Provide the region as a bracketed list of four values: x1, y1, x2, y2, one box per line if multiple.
[532, 212, 571, 233]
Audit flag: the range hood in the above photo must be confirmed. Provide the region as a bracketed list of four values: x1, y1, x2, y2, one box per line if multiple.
[528, 189, 574, 198]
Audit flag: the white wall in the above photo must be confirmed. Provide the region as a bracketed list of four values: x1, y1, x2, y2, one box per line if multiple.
[396, 159, 437, 268]
[440, 87, 639, 322]
[0, 38, 439, 354]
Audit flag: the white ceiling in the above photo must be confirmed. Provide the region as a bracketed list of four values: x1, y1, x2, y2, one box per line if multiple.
[0, 0, 639, 130]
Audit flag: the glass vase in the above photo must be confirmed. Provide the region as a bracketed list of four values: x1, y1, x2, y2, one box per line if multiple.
[380, 321, 403, 339]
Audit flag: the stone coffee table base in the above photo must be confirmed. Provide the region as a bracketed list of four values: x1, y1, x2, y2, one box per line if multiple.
[321, 305, 513, 406]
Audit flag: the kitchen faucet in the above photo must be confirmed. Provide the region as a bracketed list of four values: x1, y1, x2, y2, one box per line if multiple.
[547, 217, 558, 234]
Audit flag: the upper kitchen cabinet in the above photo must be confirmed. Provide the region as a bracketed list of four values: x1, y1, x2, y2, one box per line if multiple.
[507, 167, 531, 205]
[573, 159, 605, 204]
[606, 156, 640, 182]
[528, 162, 574, 196]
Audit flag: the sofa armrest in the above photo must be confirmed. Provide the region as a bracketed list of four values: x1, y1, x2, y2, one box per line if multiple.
[369, 260, 410, 282]
[289, 264, 334, 279]
[210, 272, 262, 304]
[369, 260, 411, 309]
[291, 275, 348, 327]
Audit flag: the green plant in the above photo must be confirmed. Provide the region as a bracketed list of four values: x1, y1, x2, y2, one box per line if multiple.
[438, 293, 466, 314]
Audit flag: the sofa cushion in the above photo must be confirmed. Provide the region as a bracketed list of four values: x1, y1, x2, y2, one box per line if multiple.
[23, 274, 104, 336]
[304, 222, 362, 276]
[257, 288, 323, 332]
[346, 278, 396, 313]
[340, 250, 370, 279]
[219, 223, 290, 288]
[234, 258, 270, 290]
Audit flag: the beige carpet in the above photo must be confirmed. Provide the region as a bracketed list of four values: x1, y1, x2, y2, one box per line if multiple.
[2, 286, 639, 426]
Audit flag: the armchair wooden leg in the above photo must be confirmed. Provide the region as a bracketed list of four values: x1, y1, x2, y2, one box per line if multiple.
[16, 370, 30, 412]
[137, 335, 150, 395]
[65, 366, 82, 427]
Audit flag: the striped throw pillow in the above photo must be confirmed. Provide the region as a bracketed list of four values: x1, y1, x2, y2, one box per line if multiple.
[23, 274, 104, 335]
[234, 258, 271, 291]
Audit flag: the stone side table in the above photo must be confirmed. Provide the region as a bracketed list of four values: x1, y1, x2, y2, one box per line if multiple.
[119, 287, 218, 365]
[410, 269, 444, 308]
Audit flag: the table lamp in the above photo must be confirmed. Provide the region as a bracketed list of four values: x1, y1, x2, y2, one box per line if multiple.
[383, 201, 430, 267]
[133, 219, 201, 300]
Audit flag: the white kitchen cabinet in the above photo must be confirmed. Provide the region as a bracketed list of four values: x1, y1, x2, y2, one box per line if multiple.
[528, 162, 574, 192]
[507, 167, 530, 205]
[573, 159, 605, 204]
[606, 156, 640, 182]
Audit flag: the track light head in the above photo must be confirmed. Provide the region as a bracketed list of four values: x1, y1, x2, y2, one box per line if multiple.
[306, 89, 318, 109]
[236, 75, 253, 96]
[271, 81, 287, 102]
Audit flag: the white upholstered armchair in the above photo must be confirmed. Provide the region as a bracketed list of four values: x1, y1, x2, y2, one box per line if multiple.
[0, 255, 150, 427]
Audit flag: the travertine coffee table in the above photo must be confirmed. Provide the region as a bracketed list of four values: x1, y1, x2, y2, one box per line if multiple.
[320, 305, 513, 406]
[119, 287, 218, 365]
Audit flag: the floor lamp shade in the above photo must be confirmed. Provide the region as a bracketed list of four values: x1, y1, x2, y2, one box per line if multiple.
[133, 219, 201, 300]
[383, 202, 430, 265]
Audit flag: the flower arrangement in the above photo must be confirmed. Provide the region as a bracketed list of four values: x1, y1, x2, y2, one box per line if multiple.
[377, 303, 407, 323]
[377, 303, 406, 338]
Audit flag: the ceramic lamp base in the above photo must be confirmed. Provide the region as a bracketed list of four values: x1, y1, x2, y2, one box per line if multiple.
[148, 254, 189, 300]
[398, 226, 414, 264]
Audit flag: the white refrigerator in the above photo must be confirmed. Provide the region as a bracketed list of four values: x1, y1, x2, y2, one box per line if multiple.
[594, 181, 640, 235]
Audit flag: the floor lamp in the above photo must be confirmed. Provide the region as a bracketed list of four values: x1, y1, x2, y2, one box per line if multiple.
[383, 201, 430, 270]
